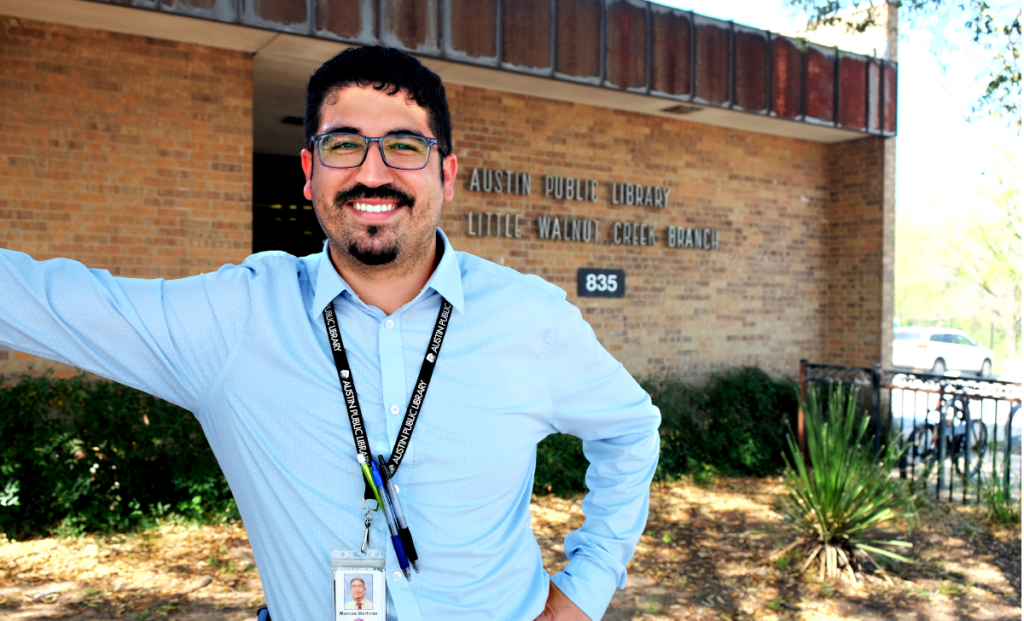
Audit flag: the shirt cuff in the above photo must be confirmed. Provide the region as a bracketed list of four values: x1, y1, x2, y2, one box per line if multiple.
[549, 553, 623, 621]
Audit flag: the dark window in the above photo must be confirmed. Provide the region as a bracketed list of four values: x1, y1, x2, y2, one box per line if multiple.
[895, 331, 921, 341]
[252, 153, 327, 257]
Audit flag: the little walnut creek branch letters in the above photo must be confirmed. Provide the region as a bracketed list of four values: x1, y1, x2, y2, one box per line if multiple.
[465, 168, 719, 250]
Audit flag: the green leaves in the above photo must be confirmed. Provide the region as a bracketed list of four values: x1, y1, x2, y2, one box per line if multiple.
[779, 384, 915, 577]
[645, 367, 800, 480]
[533, 432, 589, 496]
[980, 447, 1022, 523]
[535, 368, 800, 497]
[0, 372, 236, 537]
[0, 480, 20, 508]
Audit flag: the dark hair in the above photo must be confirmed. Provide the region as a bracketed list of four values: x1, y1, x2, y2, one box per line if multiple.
[305, 46, 452, 156]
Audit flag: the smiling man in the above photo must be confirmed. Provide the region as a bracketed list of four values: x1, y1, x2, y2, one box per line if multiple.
[345, 577, 372, 610]
[0, 46, 659, 621]
[299, 58, 454, 316]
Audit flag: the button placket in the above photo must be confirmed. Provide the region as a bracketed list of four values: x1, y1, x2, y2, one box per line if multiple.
[386, 559, 423, 621]
[378, 314, 407, 445]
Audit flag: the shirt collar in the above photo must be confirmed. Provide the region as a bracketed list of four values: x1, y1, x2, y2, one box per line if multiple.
[310, 228, 464, 317]
[424, 228, 465, 313]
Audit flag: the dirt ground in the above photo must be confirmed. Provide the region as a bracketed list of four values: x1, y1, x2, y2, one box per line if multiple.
[1, 477, 1019, 620]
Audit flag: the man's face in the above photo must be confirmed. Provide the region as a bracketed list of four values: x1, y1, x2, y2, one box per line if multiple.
[301, 86, 457, 269]
[350, 578, 366, 600]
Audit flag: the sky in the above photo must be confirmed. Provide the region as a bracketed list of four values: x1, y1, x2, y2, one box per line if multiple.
[659, 0, 1021, 224]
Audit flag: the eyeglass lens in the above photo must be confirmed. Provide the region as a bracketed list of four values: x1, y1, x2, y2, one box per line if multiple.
[319, 134, 431, 170]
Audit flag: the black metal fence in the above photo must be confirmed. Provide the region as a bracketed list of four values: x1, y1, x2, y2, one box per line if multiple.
[799, 360, 1022, 504]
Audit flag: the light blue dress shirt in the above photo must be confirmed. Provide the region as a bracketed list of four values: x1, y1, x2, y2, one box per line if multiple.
[0, 230, 660, 621]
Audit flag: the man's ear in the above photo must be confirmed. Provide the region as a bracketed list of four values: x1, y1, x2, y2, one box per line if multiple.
[301, 149, 314, 201]
[442, 153, 458, 203]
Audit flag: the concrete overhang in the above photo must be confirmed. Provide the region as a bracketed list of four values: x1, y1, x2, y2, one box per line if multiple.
[0, 0, 897, 157]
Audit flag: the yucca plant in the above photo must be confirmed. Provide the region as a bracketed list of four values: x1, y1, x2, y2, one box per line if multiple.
[779, 384, 914, 582]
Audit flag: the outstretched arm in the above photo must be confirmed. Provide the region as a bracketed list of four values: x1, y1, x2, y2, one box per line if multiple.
[0, 248, 252, 411]
[540, 301, 661, 621]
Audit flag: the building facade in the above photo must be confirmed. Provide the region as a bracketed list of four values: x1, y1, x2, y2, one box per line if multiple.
[0, 0, 897, 380]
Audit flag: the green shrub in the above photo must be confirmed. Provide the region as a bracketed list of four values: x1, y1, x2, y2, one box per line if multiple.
[533, 366, 799, 496]
[5, 367, 799, 530]
[534, 433, 588, 496]
[0, 373, 237, 538]
[779, 384, 914, 579]
[644, 367, 799, 479]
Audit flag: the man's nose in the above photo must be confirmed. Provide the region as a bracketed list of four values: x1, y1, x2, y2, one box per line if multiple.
[352, 141, 396, 187]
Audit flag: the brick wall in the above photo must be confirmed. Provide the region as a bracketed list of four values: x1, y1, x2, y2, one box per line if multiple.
[0, 17, 892, 381]
[824, 136, 895, 368]
[443, 85, 840, 378]
[0, 17, 253, 378]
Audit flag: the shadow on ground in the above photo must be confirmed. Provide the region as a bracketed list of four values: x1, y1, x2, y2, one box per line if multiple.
[2, 478, 1019, 621]
[532, 477, 1022, 620]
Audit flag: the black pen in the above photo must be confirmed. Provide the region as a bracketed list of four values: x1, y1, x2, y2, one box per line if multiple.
[377, 454, 420, 572]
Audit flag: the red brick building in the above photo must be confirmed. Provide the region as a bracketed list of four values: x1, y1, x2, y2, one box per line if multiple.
[0, 0, 897, 380]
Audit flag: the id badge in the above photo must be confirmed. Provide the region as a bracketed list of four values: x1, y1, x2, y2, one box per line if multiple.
[331, 548, 386, 619]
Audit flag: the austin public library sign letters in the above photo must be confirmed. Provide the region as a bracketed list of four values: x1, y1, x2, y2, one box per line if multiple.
[465, 168, 720, 251]
[465, 167, 720, 298]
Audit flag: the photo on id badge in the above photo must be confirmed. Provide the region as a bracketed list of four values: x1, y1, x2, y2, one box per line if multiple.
[336, 571, 383, 618]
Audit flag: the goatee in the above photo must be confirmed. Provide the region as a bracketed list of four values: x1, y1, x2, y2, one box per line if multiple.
[349, 225, 399, 266]
[332, 185, 413, 266]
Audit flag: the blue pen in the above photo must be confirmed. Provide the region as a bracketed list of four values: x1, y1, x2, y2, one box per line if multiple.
[370, 460, 412, 580]
[377, 454, 419, 572]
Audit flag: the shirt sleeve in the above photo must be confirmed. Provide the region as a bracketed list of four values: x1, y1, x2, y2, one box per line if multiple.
[0, 247, 253, 412]
[543, 300, 661, 621]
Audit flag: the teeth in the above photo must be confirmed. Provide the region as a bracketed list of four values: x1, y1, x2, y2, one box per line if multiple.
[353, 202, 397, 213]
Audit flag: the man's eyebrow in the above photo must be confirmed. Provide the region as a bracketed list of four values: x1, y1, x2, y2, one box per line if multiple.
[322, 126, 432, 138]
[388, 128, 430, 137]
[321, 125, 360, 135]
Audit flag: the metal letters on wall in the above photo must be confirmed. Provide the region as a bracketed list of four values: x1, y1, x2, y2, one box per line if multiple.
[464, 167, 719, 251]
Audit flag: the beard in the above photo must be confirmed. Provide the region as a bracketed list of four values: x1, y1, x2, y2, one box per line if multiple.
[348, 225, 398, 265]
[328, 183, 416, 267]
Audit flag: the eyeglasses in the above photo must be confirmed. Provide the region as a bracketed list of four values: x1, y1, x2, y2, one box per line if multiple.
[310, 132, 441, 170]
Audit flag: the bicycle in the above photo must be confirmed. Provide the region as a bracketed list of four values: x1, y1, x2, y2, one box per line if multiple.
[906, 395, 988, 478]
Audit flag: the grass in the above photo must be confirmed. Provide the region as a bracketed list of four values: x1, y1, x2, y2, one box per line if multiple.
[981, 471, 1022, 524]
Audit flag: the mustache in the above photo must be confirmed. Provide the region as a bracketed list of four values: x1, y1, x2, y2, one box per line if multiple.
[333, 184, 415, 209]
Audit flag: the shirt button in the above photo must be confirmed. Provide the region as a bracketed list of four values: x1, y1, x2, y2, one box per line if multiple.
[385, 319, 395, 329]
[390, 404, 400, 415]
[392, 571, 403, 581]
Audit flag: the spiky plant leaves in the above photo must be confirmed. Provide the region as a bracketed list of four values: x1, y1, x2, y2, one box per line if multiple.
[856, 543, 912, 563]
[780, 384, 915, 579]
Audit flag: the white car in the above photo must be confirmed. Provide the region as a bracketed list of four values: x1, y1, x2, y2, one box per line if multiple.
[892, 327, 994, 377]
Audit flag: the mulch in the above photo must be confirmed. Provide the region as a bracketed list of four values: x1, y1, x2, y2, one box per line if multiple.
[1, 477, 1020, 620]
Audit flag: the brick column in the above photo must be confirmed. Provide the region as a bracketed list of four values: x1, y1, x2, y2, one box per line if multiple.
[825, 135, 896, 367]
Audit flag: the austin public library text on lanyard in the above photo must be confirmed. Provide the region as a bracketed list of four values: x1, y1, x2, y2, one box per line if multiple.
[322, 298, 453, 582]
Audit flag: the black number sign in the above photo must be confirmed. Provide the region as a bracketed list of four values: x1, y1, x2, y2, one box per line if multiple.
[577, 268, 626, 298]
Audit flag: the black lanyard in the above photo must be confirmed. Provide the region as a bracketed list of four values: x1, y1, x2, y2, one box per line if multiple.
[322, 297, 453, 500]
